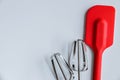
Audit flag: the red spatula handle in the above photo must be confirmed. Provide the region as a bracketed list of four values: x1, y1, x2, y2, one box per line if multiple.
[93, 53, 102, 80]
[93, 19, 108, 80]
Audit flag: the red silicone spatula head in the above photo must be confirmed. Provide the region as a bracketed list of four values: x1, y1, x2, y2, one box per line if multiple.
[84, 5, 115, 80]
[84, 5, 115, 52]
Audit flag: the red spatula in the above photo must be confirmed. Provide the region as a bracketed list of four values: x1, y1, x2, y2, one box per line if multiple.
[84, 5, 115, 80]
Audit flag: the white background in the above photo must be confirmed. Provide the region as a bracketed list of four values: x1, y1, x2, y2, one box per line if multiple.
[0, 0, 120, 80]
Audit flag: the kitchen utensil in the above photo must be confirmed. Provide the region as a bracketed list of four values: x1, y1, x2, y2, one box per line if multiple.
[84, 5, 115, 80]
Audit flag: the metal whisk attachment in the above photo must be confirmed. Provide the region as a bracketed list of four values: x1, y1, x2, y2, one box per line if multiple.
[51, 53, 74, 80]
[69, 39, 88, 71]
[69, 39, 88, 80]
[51, 39, 88, 80]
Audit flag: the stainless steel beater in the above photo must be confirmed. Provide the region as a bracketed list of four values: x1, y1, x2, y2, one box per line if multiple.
[51, 39, 88, 80]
